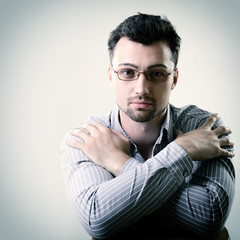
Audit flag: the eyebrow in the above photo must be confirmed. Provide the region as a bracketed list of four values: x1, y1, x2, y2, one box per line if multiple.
[147, 64, 168, 69]
[117, 63, 168, 70]
[117, 63, 139, 69]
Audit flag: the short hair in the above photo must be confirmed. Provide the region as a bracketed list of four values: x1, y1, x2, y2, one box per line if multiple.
[108, 13, 181, 67]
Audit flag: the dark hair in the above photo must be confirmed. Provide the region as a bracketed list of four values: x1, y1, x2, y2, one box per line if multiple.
[108, 13, 181, 67]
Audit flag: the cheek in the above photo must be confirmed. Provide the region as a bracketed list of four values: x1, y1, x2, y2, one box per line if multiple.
[113, 80, 132, 94]
[113, 83, 128, 102]
[154, 85, 172, 101]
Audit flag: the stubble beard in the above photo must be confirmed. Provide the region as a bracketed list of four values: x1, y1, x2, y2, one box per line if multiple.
[117, 95, 168, 123]
[120, 105, 167, 123]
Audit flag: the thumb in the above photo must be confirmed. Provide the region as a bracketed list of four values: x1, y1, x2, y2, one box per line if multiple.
[201, 113, 219, 129]
[174, 129, 184, 138]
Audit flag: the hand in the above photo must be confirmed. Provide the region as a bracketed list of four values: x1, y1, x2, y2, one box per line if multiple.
[66, 122, 131, 176]
[174, 114, 234, 161]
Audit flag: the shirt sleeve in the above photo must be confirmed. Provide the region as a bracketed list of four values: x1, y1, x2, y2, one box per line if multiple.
[161, 156, 235, 239]
[60, 136, 193, 239]
[159, 115, 236, 239]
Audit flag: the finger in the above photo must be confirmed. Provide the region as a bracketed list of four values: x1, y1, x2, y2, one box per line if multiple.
[219, 137, 234, 147]
[213, 125, 232, 137]
[69, 128, 90, 139]
[83, 123, 99, 134]
[66, 139, 84, 149]
[218, 148, 235, 158]
[92, 121, 108, 130]
[201, 113, 219, 129]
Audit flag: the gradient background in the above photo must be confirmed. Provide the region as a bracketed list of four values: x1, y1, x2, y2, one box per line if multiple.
[0, 0, 239, 239]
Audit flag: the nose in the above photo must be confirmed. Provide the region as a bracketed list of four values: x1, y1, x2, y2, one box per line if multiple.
[134, 73, 150, 95]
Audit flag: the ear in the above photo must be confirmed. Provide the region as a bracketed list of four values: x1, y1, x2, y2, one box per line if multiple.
[171, 68, 179, 90]
[108, 65, 113, 86]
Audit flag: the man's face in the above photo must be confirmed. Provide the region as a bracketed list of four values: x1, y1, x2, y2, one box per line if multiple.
[108, 37, 178, 123]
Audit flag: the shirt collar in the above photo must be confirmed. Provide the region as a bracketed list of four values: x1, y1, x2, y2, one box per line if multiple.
[110, 106, 123, 131]
[154, 104, 171, 145]
[110, 104, 174, 143]
[162, 104, 175, 143]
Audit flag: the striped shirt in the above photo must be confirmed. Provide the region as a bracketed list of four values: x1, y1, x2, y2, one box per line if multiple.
[59, 104, 235, 239]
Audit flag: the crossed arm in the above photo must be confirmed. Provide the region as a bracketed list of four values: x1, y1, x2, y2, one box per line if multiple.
[61, 114, 235, 239]
[66, 114, 233, 174]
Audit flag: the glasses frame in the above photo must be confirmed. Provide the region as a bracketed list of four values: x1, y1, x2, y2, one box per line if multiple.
[113, 67, 177, 82]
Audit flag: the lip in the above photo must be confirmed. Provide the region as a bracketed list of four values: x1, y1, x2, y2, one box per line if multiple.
[130, 101, 153, 108]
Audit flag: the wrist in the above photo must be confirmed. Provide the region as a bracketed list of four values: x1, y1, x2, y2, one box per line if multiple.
[174, 138, 196, 161]
[111, 153, 130, 176]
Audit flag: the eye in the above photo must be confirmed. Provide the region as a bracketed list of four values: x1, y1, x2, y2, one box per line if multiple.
[149, 71, 166, 77]
[119, 69, 135, 76]
[117, 69, 137, 80]
[148, 70, 168, 82]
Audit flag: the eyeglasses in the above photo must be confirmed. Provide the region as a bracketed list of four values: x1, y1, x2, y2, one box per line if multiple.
[113, 68, 176, 82]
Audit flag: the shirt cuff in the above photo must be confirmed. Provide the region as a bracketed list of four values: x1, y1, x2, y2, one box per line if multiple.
[120, 158, 142, 174]
[157, 141, 193, 182]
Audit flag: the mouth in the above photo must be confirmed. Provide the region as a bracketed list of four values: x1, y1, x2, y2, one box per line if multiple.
[130, 101, 154, 109]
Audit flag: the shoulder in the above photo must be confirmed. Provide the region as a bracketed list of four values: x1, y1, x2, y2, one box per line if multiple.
[86, 114, 111, 127]
[59, 109, 113, 159]
[170, 104, 210, 120]
[170, 104, 224, 132]
[83, 106, 119, 128]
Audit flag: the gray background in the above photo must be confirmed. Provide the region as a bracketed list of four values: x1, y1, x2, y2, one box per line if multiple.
[0, 0, 239, 239]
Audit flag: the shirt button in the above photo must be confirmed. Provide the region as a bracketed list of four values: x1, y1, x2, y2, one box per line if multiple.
[183, 170, 188, 177]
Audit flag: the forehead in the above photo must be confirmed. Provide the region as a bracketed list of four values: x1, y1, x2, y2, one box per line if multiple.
[112, 37, 174, 69]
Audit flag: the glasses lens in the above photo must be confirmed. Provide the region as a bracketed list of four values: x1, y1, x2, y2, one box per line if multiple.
[148, 71, 168, 82]
[118, 69, 137, 81]
[116, 68, 171, 82]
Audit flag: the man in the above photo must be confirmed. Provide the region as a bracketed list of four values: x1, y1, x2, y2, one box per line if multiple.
[60, 13, 235, 239]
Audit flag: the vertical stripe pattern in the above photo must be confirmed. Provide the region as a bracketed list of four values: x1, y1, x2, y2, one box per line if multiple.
[59, 104, 235, 239]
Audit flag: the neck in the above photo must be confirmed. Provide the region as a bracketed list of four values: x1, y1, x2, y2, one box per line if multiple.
[119, 109, 166, 159]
